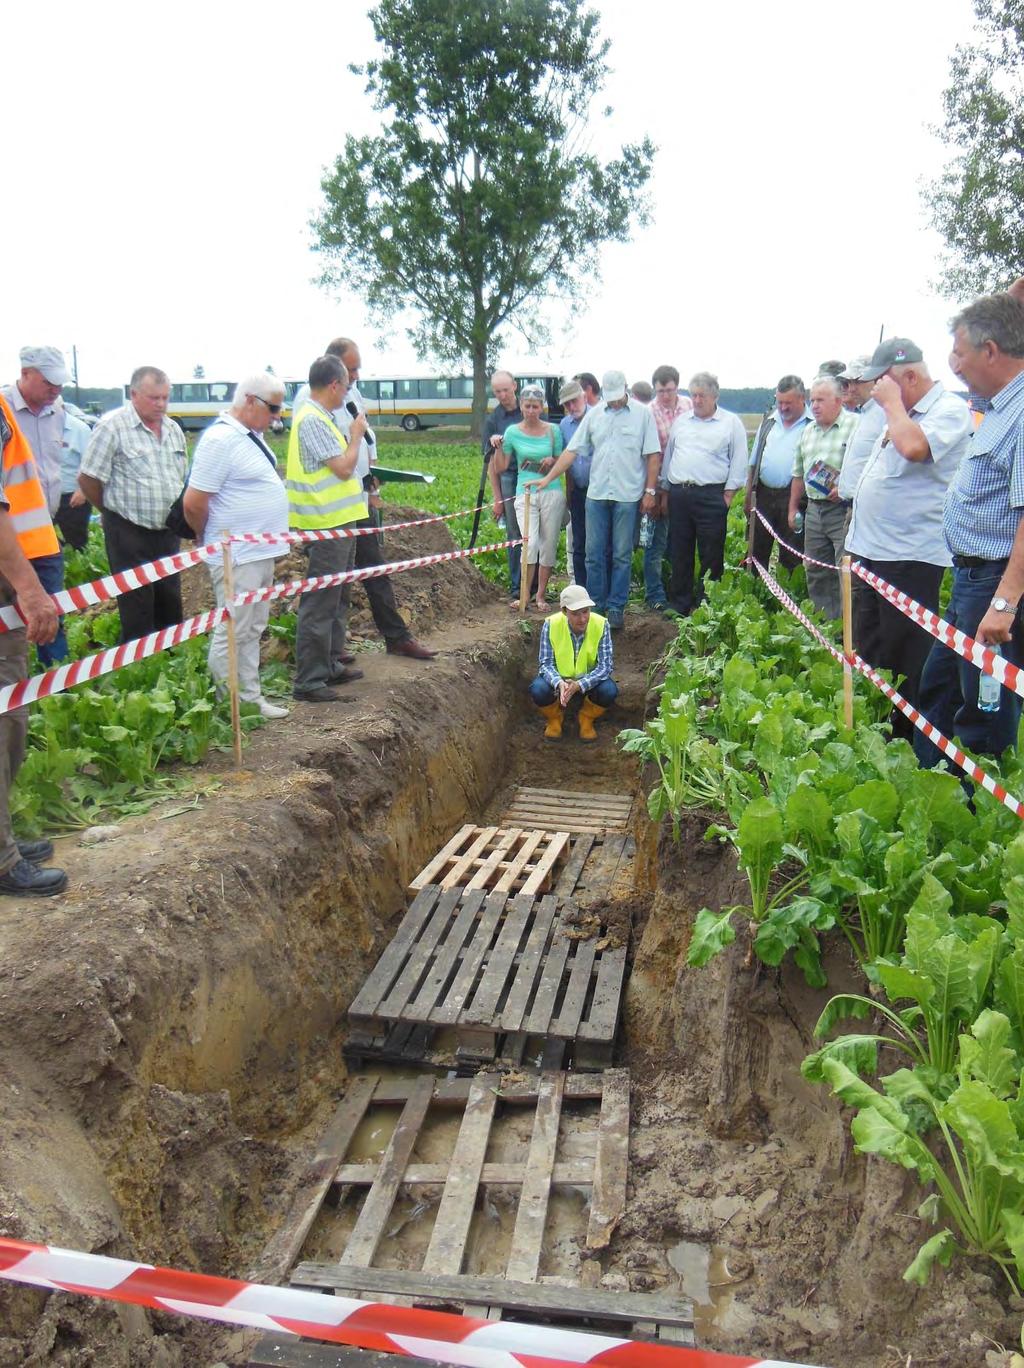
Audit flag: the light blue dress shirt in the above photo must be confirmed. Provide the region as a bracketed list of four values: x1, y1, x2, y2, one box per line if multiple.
[837, 399, 887, 501]
[664, 407, 749, 490]
[750, 410, 811, 488]
[60, 412, 93, 494]
[943, 370, 1024, 560]
[567, 401, 660, 502]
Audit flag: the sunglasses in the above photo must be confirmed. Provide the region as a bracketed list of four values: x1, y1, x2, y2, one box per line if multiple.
[251, 395, 283, 414]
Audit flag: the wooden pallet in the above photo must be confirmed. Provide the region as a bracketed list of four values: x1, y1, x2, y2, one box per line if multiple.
[248, 1071, 693, 1365]
[409, 825, 570, 896]
[345, 885, 627, 1069]
[503, 787, 633, 836]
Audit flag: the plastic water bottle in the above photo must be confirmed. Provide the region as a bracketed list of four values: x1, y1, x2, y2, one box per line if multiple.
[979, 646, 1003, 713]
[639, 513, 654, 548]
[793, 511, 804, 534]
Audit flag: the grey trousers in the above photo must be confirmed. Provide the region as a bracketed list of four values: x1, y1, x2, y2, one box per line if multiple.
[207, 556, 275, 702]
[294, 537, 357, 692]
[804, 499, 848, 620]
[0, 629, 28, 872]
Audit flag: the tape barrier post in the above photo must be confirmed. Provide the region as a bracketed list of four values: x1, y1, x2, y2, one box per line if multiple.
[220, 534, 243, 769]
[751, 555, 1024, 821]
[840, 555, 854, 729]
[519, 484, 531, 617]
[0, 1236, 824, 1368]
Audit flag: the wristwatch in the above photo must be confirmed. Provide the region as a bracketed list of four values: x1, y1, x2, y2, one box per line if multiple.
[991, 597, 1018, 613]
[644, 487, 657, 496]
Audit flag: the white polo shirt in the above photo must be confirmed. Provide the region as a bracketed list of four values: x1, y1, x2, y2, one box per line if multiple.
[664, 407, 748, 490]
[846, 383, 972, 566]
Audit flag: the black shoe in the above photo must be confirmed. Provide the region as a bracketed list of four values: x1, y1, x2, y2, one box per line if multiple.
[17, 838, 54, 864]
[0, 858, 68, 896]
[335, 652, 356, 666]
[327, 666, 364, 685]
[292, 686, 341, 702]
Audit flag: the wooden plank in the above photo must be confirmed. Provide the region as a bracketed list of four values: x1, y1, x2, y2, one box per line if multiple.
[586, 1069, 629, 1251]
[376, 889, 464, 1021]
[465, 828, 522, 892]
[290, 1265, 694, 1328]
[402, 890, 487, 1024]
[422, 1073, 500, 1274]
[505, 807, 626, 827]
[505, 1071, 564, 1281]
[349, 888, 443, 1020]
[549, 932, 599, 1039]
[333, 1157, 595, 1187]
[339, 1075, 435, 1267]
[553, 834, 594, 898]
[409, 825, 477, 892]
[250, 1075, 379, 1283]
[430, 892, 507, 1026]
[248, 1340, 429, 1368]
[506, 813, 621, 835]
[577, 942, 629, 1042]
[523, 931, 572, 1035]
[513, 787, 633, 810]
[439, 826, 501, 889]
[367, 1075, 605, 1105]
[498, 895, 559, 1033]
[491, 829, 547, 895]
[519, 832, 570, 897]
[461, 894, 533, 1024]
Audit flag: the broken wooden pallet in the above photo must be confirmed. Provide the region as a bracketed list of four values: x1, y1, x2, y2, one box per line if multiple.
[503, 786, 633, 836]
[345, 886, 627, 1069]
[248, 1070, 693, 1365]
[408, 825, 570, 896]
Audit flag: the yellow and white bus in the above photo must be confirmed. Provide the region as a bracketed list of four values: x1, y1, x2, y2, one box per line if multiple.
[123, 379, 305, 431]
[359, 373, 563, 430]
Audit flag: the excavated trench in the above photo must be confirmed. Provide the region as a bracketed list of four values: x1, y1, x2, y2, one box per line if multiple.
[0, 542, 1019, 1368]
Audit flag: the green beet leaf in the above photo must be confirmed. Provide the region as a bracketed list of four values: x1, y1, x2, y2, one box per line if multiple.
[687, 907, 737, 967]
[903, 1230, 957, 1286]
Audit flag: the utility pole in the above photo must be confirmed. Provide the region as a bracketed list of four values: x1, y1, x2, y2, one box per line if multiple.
[72, 345, 80, 404]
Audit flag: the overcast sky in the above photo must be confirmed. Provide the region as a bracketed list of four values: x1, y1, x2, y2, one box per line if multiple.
[6, 0, 977, 393]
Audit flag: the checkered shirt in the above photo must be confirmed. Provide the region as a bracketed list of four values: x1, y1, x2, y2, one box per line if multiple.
[943, 370, 1024, 559]
[80, 404, 187, 529]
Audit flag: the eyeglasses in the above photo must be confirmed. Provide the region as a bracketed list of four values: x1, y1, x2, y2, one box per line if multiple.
[251, 395, 283, 414]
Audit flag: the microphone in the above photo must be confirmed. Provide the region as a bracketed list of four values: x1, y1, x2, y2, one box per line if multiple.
[346, 400, 374, 446]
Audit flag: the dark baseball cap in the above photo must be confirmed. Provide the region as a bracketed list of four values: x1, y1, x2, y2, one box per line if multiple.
[861, 337, 924, 380]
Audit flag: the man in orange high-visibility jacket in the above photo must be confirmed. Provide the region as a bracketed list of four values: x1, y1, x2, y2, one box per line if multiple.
[0, 394, 62, 668]
[0, 403, 66, 895]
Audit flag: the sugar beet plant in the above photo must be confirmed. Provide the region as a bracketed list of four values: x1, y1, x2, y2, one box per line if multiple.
[633, 550, 1024, 1291]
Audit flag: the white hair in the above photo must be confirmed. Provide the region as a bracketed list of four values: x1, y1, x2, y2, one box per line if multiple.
[810, 374, 843, 398]
[233, 373, 285, 406]
[689, 371, 719, 396]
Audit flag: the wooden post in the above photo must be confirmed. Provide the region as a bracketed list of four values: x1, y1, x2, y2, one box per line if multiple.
[221, 535, 244, 768]
[518, 484, 532, 616]
[841, 554, 854, 730]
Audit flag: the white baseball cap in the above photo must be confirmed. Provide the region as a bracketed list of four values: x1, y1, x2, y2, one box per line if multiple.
[601, 369, 627, 403]
[19, 345, 67, 385]
[560, 585, 595, 611]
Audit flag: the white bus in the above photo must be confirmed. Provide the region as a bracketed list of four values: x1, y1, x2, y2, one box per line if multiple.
[123, 379, 304, 431]
[358, 373, 563, 430]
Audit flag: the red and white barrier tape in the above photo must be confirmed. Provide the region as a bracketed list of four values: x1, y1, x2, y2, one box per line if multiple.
[231, 538, 521, 611]
[0, 608, 227, 717]
[751, 556, 1024, 819]
[0, 539, 517, 719]
[0, 502, 496, 635]
[753, 509, 839, 572]
[0, 1238, 820, 1368]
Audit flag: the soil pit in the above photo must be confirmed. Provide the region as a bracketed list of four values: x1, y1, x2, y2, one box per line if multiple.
[1, 548, 1019, 1368]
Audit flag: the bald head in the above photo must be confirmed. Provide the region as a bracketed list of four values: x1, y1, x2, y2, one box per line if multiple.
[490, 370, 517, 411]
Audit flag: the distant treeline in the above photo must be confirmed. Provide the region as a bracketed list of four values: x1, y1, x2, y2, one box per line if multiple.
[718, 388, 773, 413]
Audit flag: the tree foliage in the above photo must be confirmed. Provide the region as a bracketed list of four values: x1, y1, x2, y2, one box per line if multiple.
[926, 0, 1024, 297]
[312, 0, 654, 431]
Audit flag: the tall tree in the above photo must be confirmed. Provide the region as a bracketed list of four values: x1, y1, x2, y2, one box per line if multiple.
[193, 363, 205, 379]
[926, 0, 1024, 297]
[313, 0, 654, 435]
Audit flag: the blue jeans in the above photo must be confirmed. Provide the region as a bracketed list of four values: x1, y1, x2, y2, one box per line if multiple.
[640, 509, 669, 605]
[914, 561, 1024, 767]
[568, 482, 588, 588]
[585, 497, 638, 619]
[500, 470, 522, 595]
[32, 550, 68, 666]
[528, 675, 619, 708]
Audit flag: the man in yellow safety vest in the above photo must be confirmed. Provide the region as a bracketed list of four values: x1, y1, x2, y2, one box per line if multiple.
[286, 355, 368, 702]
[530, 584, 618, 741]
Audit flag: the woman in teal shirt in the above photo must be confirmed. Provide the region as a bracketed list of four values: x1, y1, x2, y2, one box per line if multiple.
[493, 385, 565, 610]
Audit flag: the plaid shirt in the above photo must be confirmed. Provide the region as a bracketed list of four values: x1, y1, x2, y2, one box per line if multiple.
[793, 408, 857, 498]
[650, 394, 693, 455]
[943, 370, 1024, 559]
[538, 615, 613, 693]
[80, 404, 186, 529]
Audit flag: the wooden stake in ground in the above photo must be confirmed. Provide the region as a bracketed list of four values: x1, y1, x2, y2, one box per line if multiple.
[221, 535, 244, 768]
[841, 554, 854, 729]
[519, 484, 532, 616]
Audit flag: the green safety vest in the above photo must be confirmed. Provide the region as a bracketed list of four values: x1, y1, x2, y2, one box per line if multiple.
[286, 403, 368, 529]
[548, 611, 606, 678]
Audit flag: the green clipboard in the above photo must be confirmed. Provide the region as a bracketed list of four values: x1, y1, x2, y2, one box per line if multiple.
[372, 465, 436, 485]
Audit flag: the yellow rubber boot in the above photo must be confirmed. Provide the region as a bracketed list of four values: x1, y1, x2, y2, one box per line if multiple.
[578, 696, 606, 742]
[538, 700, 564, 740]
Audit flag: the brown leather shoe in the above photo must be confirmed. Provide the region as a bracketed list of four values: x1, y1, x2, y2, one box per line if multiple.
[386, 638, 436, 660]
[335, 652, 356, 666]
[327, 666, 365, 685]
